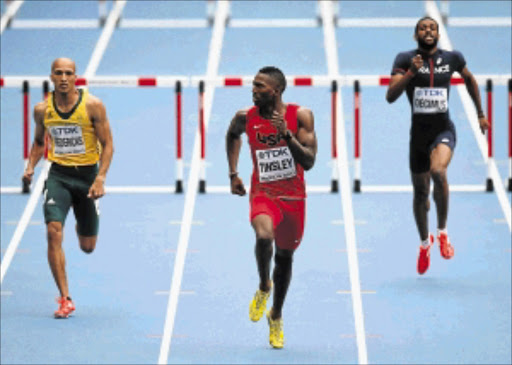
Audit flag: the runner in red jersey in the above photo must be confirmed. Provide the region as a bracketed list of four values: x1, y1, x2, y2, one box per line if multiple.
[226, 66, 317, 348]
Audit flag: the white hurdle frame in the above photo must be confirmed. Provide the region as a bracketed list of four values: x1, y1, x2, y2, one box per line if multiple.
[0, 75, 188, 194]
[1, 73, 510, 194]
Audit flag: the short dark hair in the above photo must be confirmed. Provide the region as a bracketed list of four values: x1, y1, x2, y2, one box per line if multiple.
[258, 66, 287, 93]
[415, 16, 438, 34]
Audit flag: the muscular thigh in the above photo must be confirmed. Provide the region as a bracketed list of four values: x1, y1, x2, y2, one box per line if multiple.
[274, 198, 305, 251]
[410, 123, 456, 174]
[71, 176, 100, 237]
[43, 173, 73, 224]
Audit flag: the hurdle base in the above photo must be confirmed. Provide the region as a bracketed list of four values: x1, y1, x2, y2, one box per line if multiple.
[354, 180, 361, 193]
[199, 180, 206, 194]
[22, 181, 30, 194]
[175, 180, 183, 194]
[485, 178, 494, 192]
[331, 179, 338, 193]
[508, 178, 512, 192]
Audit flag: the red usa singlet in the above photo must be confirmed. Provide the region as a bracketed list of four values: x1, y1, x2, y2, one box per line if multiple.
[246, 104, 306, 198]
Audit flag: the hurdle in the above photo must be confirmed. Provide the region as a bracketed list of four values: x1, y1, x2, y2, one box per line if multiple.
[486, 79, 494, 191]
[509, 79, 512, 192]
[21, 80, 30, 193]
[0, 75, 188, 194]
[3, 73, 510, 195]
[43, 80, 49, 160]
[192, 75, 337, 194]
[349, 74, 512, 193]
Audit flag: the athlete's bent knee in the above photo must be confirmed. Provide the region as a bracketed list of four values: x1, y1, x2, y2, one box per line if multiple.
[79, 236, 97, 254]
[255, 226, 274, 242]
[430, 166, 446, 182]
[256, 237, 273, 251]
[274, 251, 293, 268]
[413, 186, 429, 202]
[47, 222, 63, 246]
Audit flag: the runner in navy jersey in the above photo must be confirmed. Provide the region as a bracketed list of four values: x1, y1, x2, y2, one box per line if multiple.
[386, 16, 489, 275]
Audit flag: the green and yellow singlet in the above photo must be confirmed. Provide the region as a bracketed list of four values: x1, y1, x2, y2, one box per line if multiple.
[44, 89, 100, 166]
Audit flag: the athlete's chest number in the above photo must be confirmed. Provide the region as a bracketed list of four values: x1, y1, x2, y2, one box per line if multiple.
[413, 87, 448, 114]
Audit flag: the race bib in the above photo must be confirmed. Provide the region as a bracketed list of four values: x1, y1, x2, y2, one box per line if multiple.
[413, 87, 448, 114]
[256, 146, 297, 183]
[49, 125, 86, 155]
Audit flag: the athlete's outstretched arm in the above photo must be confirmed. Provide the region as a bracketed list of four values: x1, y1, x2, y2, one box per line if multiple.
[226, 109, 248, 196]
[87, 96, 114, 199]
[22, 102, 47, 186]
[270, 107, 317, 171]
[460, 67, 489, 134]
[386, 54, 423, 103]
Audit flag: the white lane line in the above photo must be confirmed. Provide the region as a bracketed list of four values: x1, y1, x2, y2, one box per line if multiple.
[157, 2, 229, 364]
[448, 17, 511, 27]
[205, 184, 332, 194]
[1, 2, 122, 284]
[0, 187, 23, 194]
[106, 186, 175, 194]
[360, 184, 486, 193]
[10, 19, 99, 28]
[168, 220, 204, 226]
[155, 291, 196, 296]
[163, 249, 200, 254]
[340, 334, 382, 339]
[336, 16, 512, 28]
[229, 18, 317, 28]
[1, 291, 13, 296]
[336, 248, 372, 253]
[337, 290, 376, 295]
[119, 18, 209, 28]
[0, 184, 492, 194]
[84, 0, 126, 78]
[320, 2, 368, 364]
[147, 334, 188, 339]
[0, 162, 49, 284]
[4, 221, 41, 226]
[0, 0, 23, 34]
[331, 219, 368, 225]
[5, 15, 509, 30]
[426, 1, 511, 233]
[337, 17, 417, 27]
[1, 248, 30, 254]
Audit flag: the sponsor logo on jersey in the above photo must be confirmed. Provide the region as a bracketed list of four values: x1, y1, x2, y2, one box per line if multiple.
[418, 64, 450, 74]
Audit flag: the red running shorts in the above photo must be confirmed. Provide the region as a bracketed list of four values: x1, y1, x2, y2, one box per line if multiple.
[249, 193, 306, 250]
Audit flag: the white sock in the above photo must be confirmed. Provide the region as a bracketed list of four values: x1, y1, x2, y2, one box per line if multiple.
[438, 227, 448, 236]
[421, 237, 431, 247]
